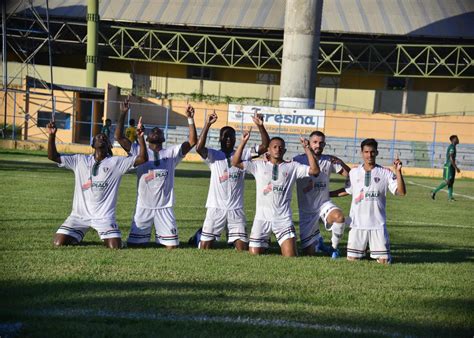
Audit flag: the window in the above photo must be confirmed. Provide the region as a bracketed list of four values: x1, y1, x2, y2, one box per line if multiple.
[187, 66, 212, 79]
[37, 111, 71, 129]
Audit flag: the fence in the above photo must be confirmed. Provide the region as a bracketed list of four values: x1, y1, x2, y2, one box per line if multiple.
[1, 92, 473, 170]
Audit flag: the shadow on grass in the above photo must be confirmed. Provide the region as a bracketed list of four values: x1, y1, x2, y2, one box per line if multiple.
[0, 280, 471, 337]
[391, 242, 474, 264]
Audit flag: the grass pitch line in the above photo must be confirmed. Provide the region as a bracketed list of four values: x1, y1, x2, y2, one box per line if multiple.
[406, 180, 474, 200]
[388, 219, 472, 229]
[26, 308, 409, 337]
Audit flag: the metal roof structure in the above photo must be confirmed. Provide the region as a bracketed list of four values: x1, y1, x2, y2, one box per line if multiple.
[7, 0, 474, 39]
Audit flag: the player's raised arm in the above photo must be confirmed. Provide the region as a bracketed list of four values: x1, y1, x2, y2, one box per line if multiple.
[134, 117, 148, 166]
[331, 155, 351, 177]
[251, 112, 270, 155]
[301, 137, 320, 176]
[180, 104, 197, 156]
[196, 111, 217, 159]
[329, 187, 349, 198]
[114, 96, 132, 153]
[393, 155, 406, 196]
[231, 128, 252, 170]
[47, 121, 60, 163]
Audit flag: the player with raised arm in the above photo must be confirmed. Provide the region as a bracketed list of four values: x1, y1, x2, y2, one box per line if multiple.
[194, 110, 269, 251]
[232, 133, 320, 257]
[431, 135, 461, 201]
[47, 118, 147, 249]
[345, 138, 406, 264]
[293, 131, 351, 258]
[115, 98, 197, 249]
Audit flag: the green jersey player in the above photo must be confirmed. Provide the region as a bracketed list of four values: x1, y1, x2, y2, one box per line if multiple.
[431, 135, 461, 201]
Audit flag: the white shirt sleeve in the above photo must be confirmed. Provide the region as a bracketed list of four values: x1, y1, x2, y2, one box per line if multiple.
[243, 160, 256, 175]
[345, 174, 353, 195]
[295, 162, 310, 179]
[129, 143, 139, 156]
[387, 170, 398, 195]
[58, 154, 80, 170]
[117, 155, 138, 175]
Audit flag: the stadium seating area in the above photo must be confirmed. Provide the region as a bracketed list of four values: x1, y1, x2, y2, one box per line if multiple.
[162, 126, 474, 170]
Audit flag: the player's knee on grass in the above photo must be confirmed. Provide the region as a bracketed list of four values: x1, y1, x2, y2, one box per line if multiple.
[53, 234, 78, 247]
[280, 238, 297, 257]
[234, 239, 248, 251]
[249, 247, 265, 255]
[377, 258, 390, 265]
[104, 238, 122, 249]
[199, 240, 213, 250]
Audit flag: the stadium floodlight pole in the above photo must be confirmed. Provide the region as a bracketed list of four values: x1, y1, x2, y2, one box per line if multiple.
[45, 0, 55, 119]
[2, 0, 7, 137]
[86, 0, 98, 88]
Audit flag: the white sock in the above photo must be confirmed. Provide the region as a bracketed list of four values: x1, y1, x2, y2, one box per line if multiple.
[331, 222, 345, 249]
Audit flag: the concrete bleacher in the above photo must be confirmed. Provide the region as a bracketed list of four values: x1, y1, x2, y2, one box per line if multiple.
[162, 126, 474, 170]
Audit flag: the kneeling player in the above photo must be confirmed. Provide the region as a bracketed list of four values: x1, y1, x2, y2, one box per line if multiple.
[345, 139, 406, 264]
[232, 134, 320, 257]
[293, 131, 350, 258]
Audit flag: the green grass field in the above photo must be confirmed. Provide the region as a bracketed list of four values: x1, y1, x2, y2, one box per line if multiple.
[1, 148, 473, 337]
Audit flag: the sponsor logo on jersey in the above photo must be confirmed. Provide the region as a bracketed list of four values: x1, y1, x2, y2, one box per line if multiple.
[91, 181, 108, 190]
[219, 170, 229, 183]
[229, 171, 242, 181]
[364, 191, 380, 199]
[272, 185, 285, 193]
[144, 169, 168, 182]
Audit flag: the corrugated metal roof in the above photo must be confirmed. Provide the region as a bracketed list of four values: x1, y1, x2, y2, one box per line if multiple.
[8, 0, 474, 38]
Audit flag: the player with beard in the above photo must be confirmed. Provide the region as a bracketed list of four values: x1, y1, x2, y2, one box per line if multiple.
[115, 98, 197, 249]
[47, 119, 147, 248]
[232, 134, 320, 257]
[293, 131, 351, 258]
[193, 111, 269, 251]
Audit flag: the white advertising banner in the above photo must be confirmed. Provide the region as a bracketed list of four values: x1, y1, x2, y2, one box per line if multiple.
[228, 105, 325, 131]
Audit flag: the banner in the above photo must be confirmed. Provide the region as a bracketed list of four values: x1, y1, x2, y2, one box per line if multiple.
[228, 105, 325, 133]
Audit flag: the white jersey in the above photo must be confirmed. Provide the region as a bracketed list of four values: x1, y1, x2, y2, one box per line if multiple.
[205, 148, 252, 210]
[293, 154, 342, 214]
[59, 154, 136, 220]
[244, 160, 309, 221]
[130, 143, 183, 209]
[345, 164, 398, 230]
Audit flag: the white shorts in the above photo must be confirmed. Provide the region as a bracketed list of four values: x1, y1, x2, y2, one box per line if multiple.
[249, 218, 296, 248]
[201, 207, 248, 243]
[56, 215, 121, 242]
[347, 227, 391, 260]
[127, 206, 179, 246]
[299, 200, 341, 249]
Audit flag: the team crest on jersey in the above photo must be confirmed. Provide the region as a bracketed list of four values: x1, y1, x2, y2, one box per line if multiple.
[102, 167, 110, 173]
[374, 177, 380, 183]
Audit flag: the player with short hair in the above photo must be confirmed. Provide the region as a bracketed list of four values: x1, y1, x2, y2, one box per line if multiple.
[293, 130, 350, 258]
[431, 135, 461, 201]
[47, 119, 147, 249]
[344, 138, 406, 264]
[232, 134, 320, 257]
[115, 98, 197, 249]
[195, 111, 270, 251]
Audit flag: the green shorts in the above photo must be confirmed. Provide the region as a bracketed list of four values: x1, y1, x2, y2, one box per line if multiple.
[443, 164, 455, 181]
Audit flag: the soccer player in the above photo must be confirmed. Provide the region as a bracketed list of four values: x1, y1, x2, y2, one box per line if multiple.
[293, 131, 351, 258]
[115, 98, 197, 249]
[345, 138, 406, 264]
[195, 111, 269, 251]
[232, 134, 320, 257]
[47, 119, 147, 249]
[431, 135, 461, 201]
[101, 118, 112, 141]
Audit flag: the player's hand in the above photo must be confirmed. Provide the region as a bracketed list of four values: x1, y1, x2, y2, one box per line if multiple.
[137, 116, 145, 137]
[47, 121, 57, 135]
[456, 168, 461, 173]
[242, 127, 252, 142]
[300, 137, 310, 150]
[186, 104, 195, 118]
[393, 156, 403, 171]
[330, 156, 342, 165]
[251, 112, 264, 126]
[207, 111, 218, 125]
[263, 152, 270, 162]
[120, 95, 130, 113]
